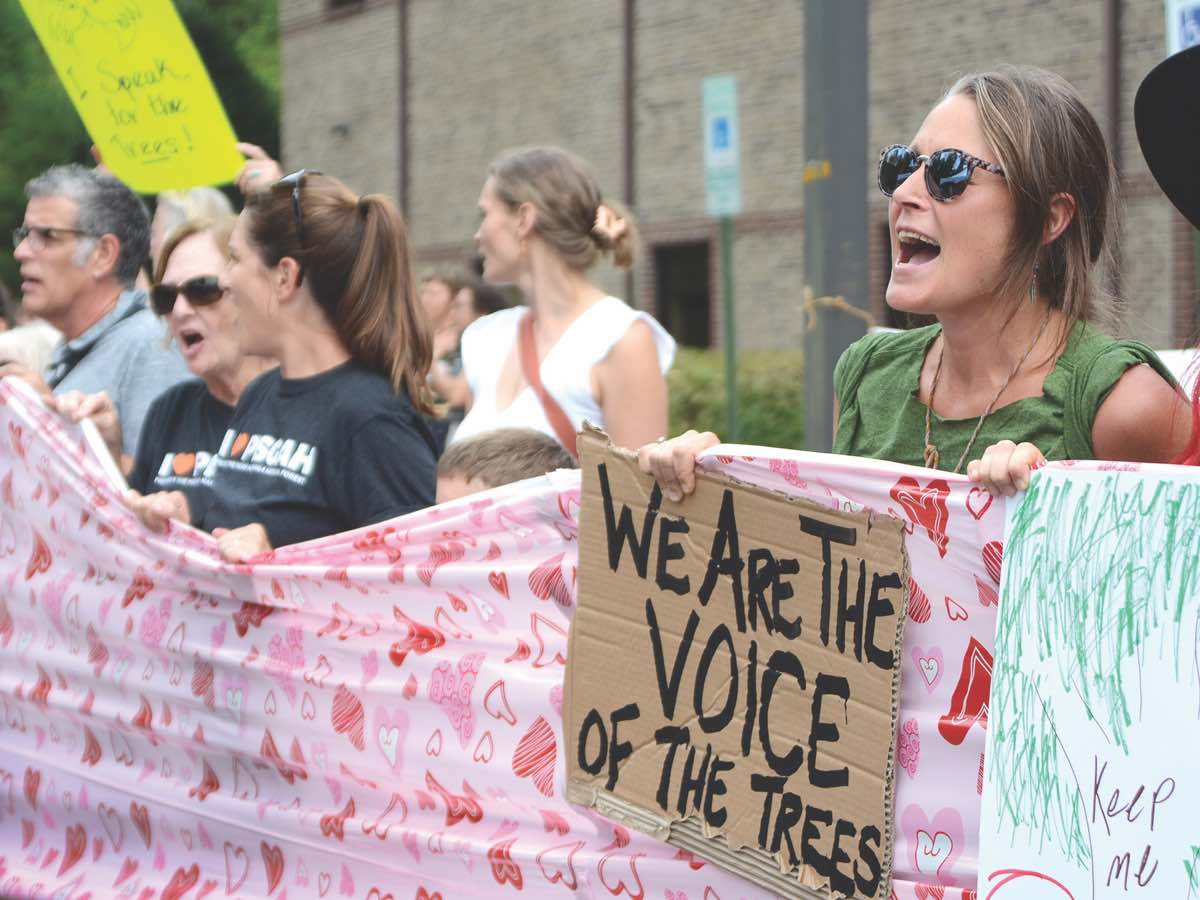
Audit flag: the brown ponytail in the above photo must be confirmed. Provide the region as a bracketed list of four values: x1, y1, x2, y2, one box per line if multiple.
[245, 174, 434, 412]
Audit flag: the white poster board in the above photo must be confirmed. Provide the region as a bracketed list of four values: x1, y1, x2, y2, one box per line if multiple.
[978, 466, 1200, 898]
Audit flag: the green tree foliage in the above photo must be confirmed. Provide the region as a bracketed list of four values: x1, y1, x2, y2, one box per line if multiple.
[668, 348, 806, 450]
[0, 0, 279, 296]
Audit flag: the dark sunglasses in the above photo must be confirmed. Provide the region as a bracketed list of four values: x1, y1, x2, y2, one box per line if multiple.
[272, 168, 322, 284]
[151, 275, 224, 316]
[877, 144, 1005, 202]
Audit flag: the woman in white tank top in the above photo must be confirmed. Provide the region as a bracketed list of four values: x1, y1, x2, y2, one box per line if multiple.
[453, 147, 675, 453]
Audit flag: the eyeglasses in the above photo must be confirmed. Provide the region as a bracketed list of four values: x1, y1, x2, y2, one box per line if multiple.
[12, 225, 97, 251]
[272, 169, 322, 284]
[877, 144, 1005, 202]
[150, 275, 224, 316]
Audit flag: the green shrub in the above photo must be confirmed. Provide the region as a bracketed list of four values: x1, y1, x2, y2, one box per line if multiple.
[668, 348, 805, 450]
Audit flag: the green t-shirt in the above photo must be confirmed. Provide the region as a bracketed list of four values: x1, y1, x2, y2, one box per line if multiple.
[832, 322, 1175, 469]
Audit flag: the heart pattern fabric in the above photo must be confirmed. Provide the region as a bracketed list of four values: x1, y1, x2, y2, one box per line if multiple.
[0, 378, 765, 899]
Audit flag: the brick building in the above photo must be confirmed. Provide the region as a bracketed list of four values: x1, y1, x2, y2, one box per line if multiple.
[280, 0, 1196, 350]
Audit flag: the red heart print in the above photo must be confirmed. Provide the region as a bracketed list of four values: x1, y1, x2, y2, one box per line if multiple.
[512, 716, 556, 798]
[58, 823, 86, 876]
[938, 637, 993, 745]
[908, 578, 932, 624]
[161, 864, 201, 900]
[537, 840, 583, 890]
[488, 838, 524, 888]
[488, 570, 508, 597]
[982, 540, 1003, 584]
[425, 771, 483, 826]
[24, 530, 51, 580]
[331, 684, 366, 751]
[23, 767, 40, 810]
[528, 553, 572, 606]
[966, 486, 994, 520]
[890, 476, 951, 558]
[944, 596, 969, 622]
[129, 801, 152, 848]
[417, 541, 465, 587]
[389, 609, 445, 668]
[975, 576, 998, 608]
[260, 841, 284, 893]
[120, 568, 153, 608]
[320, 798, 355, 842]
[483, 680, 517, 726]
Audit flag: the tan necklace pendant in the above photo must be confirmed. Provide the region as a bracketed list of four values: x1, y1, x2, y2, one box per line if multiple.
[923, 443, 940, 470]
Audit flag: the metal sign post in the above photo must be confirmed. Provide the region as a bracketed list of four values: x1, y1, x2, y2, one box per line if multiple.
[703, 74, 743, 440]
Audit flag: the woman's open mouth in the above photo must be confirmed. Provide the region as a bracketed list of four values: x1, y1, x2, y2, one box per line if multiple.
[896, 229, 942, 267]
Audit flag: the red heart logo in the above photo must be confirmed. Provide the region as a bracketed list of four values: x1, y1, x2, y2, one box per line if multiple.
[488, 571, 509, 599]
[114, 856, 138, 886]
[537, 840, 583, 890]
[890, 476, 951, 558]
[511, 716, 556, 798]
[81, 726, 102, 766]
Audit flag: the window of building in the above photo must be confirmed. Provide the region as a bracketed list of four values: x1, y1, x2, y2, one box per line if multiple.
[329, 0, 365, 10]
[654, 242, 712, 348]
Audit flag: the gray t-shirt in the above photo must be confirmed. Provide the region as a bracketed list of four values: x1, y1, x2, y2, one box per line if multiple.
[45, 289, 190, 456]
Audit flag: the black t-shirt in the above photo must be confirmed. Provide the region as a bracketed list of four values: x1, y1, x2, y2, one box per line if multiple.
[198, 361, 437, 547]
[128, 379, 234, 514]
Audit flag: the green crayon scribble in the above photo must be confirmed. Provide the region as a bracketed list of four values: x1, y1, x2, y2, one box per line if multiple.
[1186, 845, 1200, 895]
[992, 471, 1200, 870]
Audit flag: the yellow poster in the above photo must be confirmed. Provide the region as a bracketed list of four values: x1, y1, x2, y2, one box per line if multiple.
[19, 0, 245, 194]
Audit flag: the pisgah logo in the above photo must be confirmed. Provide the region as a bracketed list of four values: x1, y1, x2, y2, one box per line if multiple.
[153, 450, 219, 485]
[216, 429, 318, 485]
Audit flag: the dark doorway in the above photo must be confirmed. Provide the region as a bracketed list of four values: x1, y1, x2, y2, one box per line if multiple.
[654, 242, 712, 348]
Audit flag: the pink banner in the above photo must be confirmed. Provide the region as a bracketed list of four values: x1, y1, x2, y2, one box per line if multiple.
[0, 376, 999, 899]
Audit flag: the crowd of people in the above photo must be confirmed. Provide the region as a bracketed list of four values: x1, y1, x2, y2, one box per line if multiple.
[3, 50, 1200, 564]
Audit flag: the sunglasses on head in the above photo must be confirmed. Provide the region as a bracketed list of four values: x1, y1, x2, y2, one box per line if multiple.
[151, 275, 224, 316]
[272, 168, 322, 284]
[877, 144, 1005, 202]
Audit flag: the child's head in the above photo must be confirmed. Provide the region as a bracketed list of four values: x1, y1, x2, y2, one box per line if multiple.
[437, 428, 577, 503]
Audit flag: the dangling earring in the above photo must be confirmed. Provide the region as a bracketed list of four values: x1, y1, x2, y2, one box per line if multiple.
[1028, 262, 1039, 305]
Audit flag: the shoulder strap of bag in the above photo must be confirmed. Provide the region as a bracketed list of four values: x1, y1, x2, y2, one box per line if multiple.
[518, 311, 578, 458]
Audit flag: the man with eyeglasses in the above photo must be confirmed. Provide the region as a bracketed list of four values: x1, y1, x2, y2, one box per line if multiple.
[4, 163, 189, 460]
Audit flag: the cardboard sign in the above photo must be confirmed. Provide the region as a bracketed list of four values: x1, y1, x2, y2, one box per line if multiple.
[978, 466, 1200, 898]
[567, 428, 909, 898]
[19, 0, 244, 192]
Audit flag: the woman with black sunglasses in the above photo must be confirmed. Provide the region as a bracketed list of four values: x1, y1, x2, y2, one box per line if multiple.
[129, 171, 437, 561]
[56, 216, 273, 503]
[641, 65, 1189, 500]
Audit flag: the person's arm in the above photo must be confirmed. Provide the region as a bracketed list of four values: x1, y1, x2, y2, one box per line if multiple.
[1090, 363, 1190, 461]
[968, 363, 1191, 495]
[126, 490, 191, 532]
[51, 390, 132, 475]
[214, 524, 272, 563]
[594, 320, 668, 450]
[235, 142, 283, 196]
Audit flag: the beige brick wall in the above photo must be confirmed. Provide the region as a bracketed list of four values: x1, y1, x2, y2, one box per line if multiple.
[281, 0, 1191, 349]
[282, 3, 401, 199]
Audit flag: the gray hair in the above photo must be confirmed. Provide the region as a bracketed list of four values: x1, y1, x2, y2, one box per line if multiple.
[25, 164, 150, 287]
